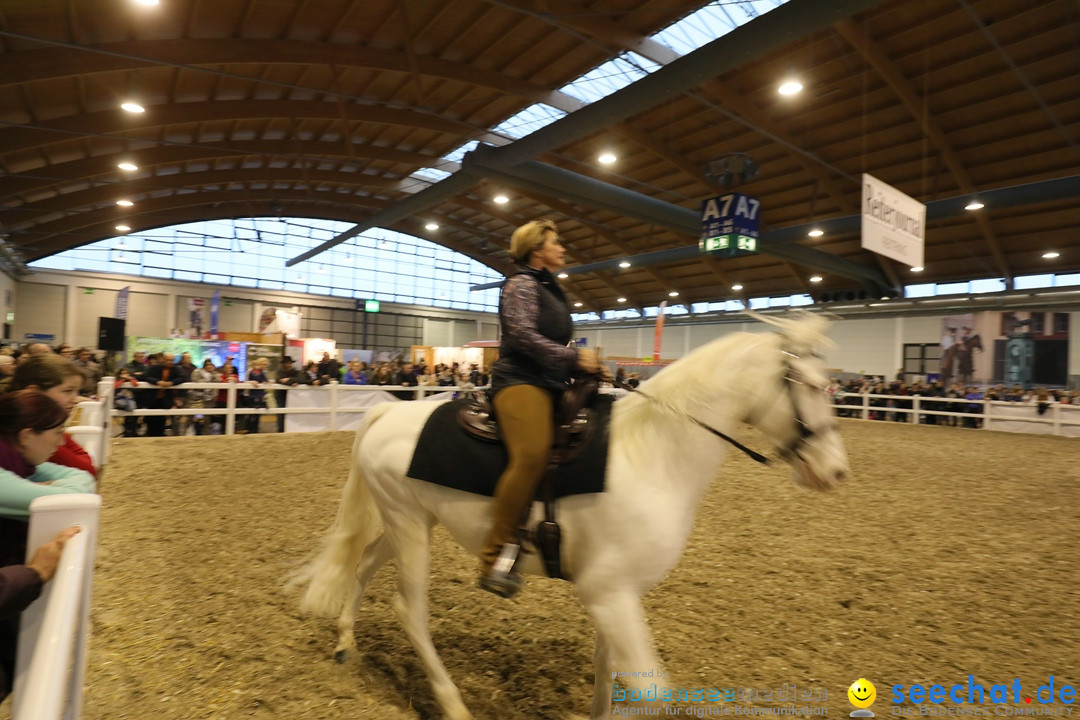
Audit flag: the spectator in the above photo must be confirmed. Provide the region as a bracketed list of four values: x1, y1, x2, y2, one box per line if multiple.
[113, 367, 140, 414]
[0, 355, 13, 394]
[343, 360, 367, 385]
[144, 353, 184, 437]
[274, 356, 309, 433]
[316, 352, 341, 386]
[10, 355, 97, 479]
[1, 526, 82, 702]
[242, 357, 270, 434]
[187, 359, 219, 436]
[73, 348, 101, 396]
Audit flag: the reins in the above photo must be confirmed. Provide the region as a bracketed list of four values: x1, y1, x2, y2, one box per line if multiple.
[611, 377, 771, 465]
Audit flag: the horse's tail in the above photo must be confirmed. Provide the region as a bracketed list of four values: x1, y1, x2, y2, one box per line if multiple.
[293, 402, 393, 617]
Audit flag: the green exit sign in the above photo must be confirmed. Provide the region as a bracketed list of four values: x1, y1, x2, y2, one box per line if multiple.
[699, 233, 758, 257]
[364, 300, 381, 313]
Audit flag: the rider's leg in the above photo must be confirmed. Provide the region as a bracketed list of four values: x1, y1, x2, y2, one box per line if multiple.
[479, 384, 553, 591]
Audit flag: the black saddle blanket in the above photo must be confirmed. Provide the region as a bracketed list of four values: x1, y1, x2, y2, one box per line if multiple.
[406, 396, 612, 498]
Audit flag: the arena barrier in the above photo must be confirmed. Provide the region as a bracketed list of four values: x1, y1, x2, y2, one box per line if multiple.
[833, 392, 1080, 437]
[107, 380, 467, 435]
[13, 494, 102, 720]
[67, 378, 115, 468]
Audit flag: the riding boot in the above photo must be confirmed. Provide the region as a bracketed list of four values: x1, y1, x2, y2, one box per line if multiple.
[478, 385, 553, 598]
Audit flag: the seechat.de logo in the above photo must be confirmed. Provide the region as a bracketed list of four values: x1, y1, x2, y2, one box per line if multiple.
[849, 678, 878, 718]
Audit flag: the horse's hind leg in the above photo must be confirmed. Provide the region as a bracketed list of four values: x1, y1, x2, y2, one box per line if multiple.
[334, 532, 393, 662]
[389, 518, 473, 720]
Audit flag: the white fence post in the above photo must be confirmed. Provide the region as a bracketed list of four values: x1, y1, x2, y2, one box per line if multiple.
[14, 493, 102, 720]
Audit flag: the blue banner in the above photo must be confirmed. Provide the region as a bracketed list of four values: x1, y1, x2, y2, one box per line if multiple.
[210, 290, 220, 337]
[115, 286, 130, 319]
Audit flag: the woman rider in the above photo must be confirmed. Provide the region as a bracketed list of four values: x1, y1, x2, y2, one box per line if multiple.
[479, 219, 602, 598]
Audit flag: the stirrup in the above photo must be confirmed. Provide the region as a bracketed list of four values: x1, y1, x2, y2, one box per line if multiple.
[478, 544, 523, 599]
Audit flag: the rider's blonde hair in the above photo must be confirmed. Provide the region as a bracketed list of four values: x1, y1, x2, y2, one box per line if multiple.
[509, 219, 557, 263]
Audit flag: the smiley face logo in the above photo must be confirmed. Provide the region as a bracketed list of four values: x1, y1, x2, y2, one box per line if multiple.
[848, 678, 876, 709]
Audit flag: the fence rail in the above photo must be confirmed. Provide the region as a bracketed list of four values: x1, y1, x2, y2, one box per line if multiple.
[833, 392, 1080, 436]
[14, 494, 102, 720]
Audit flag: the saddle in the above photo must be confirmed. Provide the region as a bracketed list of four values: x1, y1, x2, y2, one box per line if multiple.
[456, 374, 602, 580]
[456, 374, 601, 465]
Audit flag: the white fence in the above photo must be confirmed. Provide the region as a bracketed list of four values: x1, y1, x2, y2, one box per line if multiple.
[94, 378, 1080, 439]
[13, 494, 101, 720]
[106, 380, 466, 436]
[834, 393, 1080, 437]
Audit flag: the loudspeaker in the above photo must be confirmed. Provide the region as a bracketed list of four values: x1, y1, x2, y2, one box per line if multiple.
[98, 316, 126, 352]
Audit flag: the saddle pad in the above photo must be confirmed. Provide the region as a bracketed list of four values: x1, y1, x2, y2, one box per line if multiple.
[406, 396, 612, 498]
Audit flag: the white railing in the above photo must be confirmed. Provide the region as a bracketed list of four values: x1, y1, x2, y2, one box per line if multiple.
[13, 494, 102, 720]
[66, 378, 115, 468]
[107, 380, 472, 435]
[832, 393, 1080, 437]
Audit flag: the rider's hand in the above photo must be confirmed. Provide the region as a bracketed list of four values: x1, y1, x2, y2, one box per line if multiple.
[576, 349, 604, 374]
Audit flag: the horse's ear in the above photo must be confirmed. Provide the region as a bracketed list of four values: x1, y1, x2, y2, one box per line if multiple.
[744, 309, 833, 352]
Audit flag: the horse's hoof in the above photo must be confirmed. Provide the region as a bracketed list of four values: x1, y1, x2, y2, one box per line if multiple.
[333, 649, 348, 663]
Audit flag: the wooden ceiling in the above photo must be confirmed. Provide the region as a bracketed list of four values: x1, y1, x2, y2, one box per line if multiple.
[1, 0, 1078, 314]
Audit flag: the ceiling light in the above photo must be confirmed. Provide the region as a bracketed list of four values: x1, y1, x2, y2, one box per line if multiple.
[809, 275, 823, 283]
[424, 222, 439, 231]
[617, 297, 627, 303]
[134, 0, 160, 5]
[1043, 251, 1060, 259]
[965, 200, 984, 211]
[598, 153, 617, 165]
[493, 194, 509, 205]
[778, 80, 803, 96]
[731, 284, 743, 291]
[618, 260, 631, 268]
[116, 199, 134, 207]
[120, 101, 145, 114]
[557, 272, 568, 279]
[573, 302, 583, 308]
[117, 161, 138, 171]
[808, 228, 824, 238]
[668, 291, 679, 297]
[115, 224, 131, 232]
[911, 266, 924, 272]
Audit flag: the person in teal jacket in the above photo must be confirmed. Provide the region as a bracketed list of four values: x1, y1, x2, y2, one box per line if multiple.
[0, 389, 95, 700]
[0, 390, 95, 520]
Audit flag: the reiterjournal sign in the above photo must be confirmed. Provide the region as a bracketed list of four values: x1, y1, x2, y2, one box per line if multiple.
[861, 173, 925, 268]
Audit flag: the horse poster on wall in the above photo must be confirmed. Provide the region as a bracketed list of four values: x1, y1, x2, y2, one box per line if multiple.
[940, 313, 978, 386]
[942, 311, 1070, 386]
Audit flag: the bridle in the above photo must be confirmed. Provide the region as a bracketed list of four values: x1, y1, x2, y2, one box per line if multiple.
[613, 346, 831, 467]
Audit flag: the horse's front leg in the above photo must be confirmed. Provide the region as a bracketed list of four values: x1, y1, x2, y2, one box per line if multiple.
[334, 532, 393, 662]
[590, 631, 612, 719]
[389, 519, 473, 720]
[579, 589, 665, 720]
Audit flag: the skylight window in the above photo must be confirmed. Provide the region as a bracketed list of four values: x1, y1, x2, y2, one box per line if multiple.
[651, 1, 789, 55]
[560, 52, 661, 104]
[490, 104, 568, 140]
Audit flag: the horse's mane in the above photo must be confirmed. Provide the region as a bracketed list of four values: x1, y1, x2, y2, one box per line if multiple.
[612, 312, 832, 452]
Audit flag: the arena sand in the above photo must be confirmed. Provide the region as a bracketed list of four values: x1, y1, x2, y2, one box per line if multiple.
[3, 419, 1077, 719]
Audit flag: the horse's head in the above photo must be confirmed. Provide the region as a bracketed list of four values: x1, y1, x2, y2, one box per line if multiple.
[746, 313, 849, 492]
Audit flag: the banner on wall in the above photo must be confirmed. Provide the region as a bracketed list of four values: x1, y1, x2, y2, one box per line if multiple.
[115, 286, 130, 320]
[940, 313, 977, 386]
[210, 290, 220, 338]
[653, 301, 667, 362]
[188, 298, 207, 338]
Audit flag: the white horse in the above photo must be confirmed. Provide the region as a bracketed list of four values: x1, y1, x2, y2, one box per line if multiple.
[294, 313, 848, 720]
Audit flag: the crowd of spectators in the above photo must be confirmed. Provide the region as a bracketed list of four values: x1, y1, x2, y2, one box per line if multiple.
[0, 342, 492, 437]
[828, 374, 1080, 429]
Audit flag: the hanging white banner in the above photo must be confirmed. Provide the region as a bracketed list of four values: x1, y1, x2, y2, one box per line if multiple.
[861, 173, 925, 267]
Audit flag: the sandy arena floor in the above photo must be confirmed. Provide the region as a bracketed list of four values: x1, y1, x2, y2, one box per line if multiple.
[3, 419, 1078, 719]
